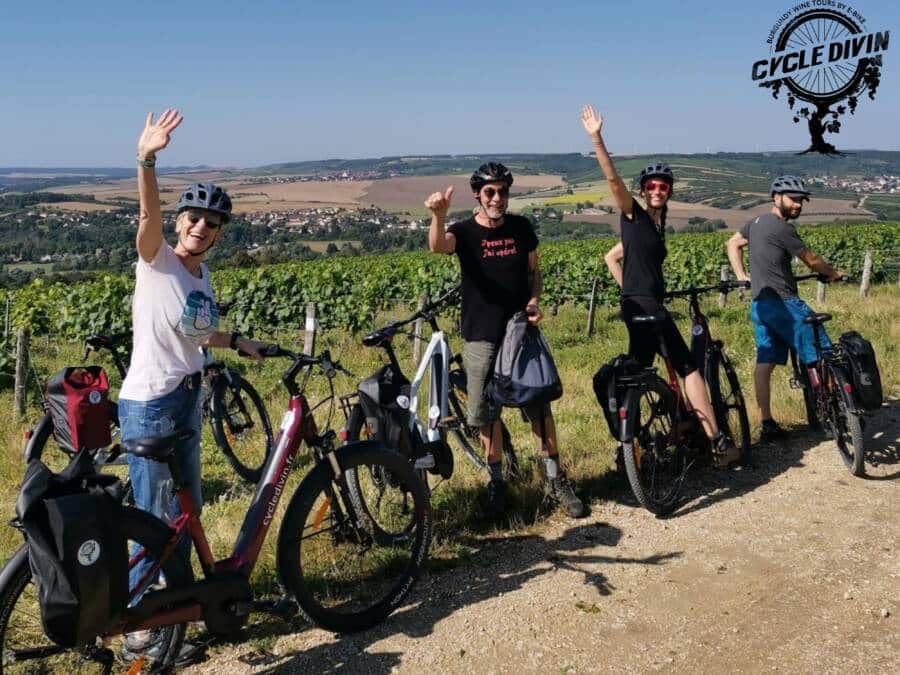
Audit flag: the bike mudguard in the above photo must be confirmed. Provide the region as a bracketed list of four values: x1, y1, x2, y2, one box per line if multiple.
[619, 380, 676, 444]
[829, 363, 861, 413]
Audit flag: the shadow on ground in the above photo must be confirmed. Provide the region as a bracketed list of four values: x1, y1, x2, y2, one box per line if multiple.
[206, 517, 680, 674]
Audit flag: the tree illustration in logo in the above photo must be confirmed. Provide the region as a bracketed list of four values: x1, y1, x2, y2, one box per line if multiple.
[759, 9, 883, 155]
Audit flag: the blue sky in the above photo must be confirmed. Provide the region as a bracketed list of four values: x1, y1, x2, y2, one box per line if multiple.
[1, 0, 897, 167]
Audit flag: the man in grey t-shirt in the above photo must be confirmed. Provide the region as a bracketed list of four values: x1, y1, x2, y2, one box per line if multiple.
[727, 175, 843, 442]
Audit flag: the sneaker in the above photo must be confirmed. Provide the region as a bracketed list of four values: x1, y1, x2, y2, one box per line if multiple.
[545, 472, 587, 518]
[712, 434, 740, 469]
[759, 419, 788, 443]
[485, 479, 506, 521]
[121, 629, 207, 668]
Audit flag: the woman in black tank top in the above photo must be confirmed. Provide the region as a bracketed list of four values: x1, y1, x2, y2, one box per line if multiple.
[580, 104, 738, 466]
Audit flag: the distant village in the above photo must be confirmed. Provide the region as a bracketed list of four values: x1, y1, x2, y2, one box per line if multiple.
[812, 174, 899, 194]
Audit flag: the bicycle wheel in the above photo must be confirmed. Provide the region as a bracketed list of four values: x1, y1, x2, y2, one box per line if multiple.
[706, 349, 752, 465]
[343, 404, 421, 547]
[447, 368, 519, 479]
[277, 442, 431, 633]
[621, 376, 685, 516]
[0, 507, 192, 674]
[210, 370, 274, 483]
[826, 365, 866, 476]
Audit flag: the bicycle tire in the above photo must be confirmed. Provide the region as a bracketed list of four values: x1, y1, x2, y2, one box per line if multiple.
[706, 349, 752, 465]
[210, 370, 274, 484]
[277, 441, 431, 633]
[826, 364, 866, 476]
[0, 507, 192, 674]
[447, 368, 519, 479]
[343, 404, 421, 547]
[621, 375, 684, 516]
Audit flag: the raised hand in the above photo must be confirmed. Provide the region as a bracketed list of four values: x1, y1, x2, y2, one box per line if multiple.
[424, 186, 454, 218]
[580, 104, 603, 137]
[138, 109, 183, 160]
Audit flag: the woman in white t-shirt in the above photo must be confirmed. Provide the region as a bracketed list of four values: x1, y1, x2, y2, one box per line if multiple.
[120, 109, 266, 662]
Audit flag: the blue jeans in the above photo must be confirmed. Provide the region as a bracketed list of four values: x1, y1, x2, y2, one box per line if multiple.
[750, 297, 833, 365]
[119, 382, 202, 591]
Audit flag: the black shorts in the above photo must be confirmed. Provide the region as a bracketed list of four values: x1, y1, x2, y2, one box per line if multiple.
[620, 296, 697, 378]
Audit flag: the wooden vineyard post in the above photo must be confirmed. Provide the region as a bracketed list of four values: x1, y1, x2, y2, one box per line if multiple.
[586, 279, 599, 337]
[14, 328, 29, 417]
[817, 279, 826, 304]
[412, 294, 428, 363]
[304, 302, 317, 356]
[859, 250, 872, 298]
[718, 265, 729, 308]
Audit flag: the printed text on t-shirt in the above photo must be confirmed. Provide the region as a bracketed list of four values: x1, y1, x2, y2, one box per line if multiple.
[481, 238, 518, 258]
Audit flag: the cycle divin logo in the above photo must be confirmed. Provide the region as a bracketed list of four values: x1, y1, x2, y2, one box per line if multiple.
[751, 2, 889, 155]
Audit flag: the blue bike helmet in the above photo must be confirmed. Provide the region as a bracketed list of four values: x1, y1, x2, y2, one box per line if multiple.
[175, 183, 232, 223]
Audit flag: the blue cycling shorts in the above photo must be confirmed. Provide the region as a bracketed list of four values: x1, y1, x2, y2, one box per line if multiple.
[750, 296, 832, 366]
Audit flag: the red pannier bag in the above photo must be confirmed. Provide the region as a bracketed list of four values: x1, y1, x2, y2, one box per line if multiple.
[45, 367, 112, 453]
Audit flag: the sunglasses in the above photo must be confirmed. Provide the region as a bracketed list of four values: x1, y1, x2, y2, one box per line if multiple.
[482, 186, 510, 200]
[186, 210, 223, 229]
[643, 180, 671, 194]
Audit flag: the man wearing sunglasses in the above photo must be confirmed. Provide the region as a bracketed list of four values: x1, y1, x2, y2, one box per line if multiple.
[119, 109, 266, 666]
[727, 175, 844, 442]
[425, 162, 586, 521]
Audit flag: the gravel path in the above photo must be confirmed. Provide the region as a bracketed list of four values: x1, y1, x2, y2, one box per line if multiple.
[188, 405, 899, 674]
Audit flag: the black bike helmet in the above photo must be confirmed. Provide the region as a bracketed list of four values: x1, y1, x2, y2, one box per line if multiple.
[175, 183, 233, 223]
[637, 162, 674, 189]
[770, 175, 811, 197]
[469, 162, 514, 192]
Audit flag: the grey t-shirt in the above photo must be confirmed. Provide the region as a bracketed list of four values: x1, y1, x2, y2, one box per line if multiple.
[739, 212, 807, 300]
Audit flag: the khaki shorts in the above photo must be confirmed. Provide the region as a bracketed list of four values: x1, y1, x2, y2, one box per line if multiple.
[462, 340, 549, 428]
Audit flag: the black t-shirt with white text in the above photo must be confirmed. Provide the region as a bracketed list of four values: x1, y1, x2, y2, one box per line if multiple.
[447, 214, 538, 343]
[621, 201, 667, 300]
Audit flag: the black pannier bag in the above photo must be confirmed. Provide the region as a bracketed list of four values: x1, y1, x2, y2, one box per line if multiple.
[45, 366, 112, 453]
[490, 312, 563, 408]
[15, 452, 128, 647]
[357, 362, 412, 452]
[592, 354, 641, 439]
[839, 331, 883, 411]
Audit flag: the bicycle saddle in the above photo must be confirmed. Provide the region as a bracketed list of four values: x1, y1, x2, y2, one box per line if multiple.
[802, 313, 832, 325]
[362, 323, 399, 348]
[122, 430, 194, 461]
[631, 312, 668, 325]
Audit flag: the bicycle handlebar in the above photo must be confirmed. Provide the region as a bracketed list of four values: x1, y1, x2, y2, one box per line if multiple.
[664, 280, 750, 300]
[795, 273, 853, 283]
[257, 344, 353, 386]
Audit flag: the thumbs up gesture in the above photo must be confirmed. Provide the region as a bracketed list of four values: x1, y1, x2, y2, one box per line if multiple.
[424, 186, 455, 219]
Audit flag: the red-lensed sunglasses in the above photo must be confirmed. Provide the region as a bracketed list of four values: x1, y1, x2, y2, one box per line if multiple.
[482, 186, 509, 200]
[643, 180, 670, 194]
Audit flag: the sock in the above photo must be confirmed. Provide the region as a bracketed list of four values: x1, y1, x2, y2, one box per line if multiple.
[543, 455, 560, 479]
[488, 461, 503, 482]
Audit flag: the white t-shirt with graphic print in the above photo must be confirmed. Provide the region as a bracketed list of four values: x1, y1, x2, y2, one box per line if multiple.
[119, 242, 219, 402]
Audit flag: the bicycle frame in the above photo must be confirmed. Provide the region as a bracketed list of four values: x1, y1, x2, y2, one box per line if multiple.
[119, 354, 354, 635]
[407, 329, 453, 453]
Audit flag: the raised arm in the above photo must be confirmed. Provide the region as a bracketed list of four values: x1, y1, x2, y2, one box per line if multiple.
[726, 231, 750, 281]
[604, 241, 624, 287]
[425, 186, 457, 254]
[580, 105, 633, 219]
[136, 109, 183, 262]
